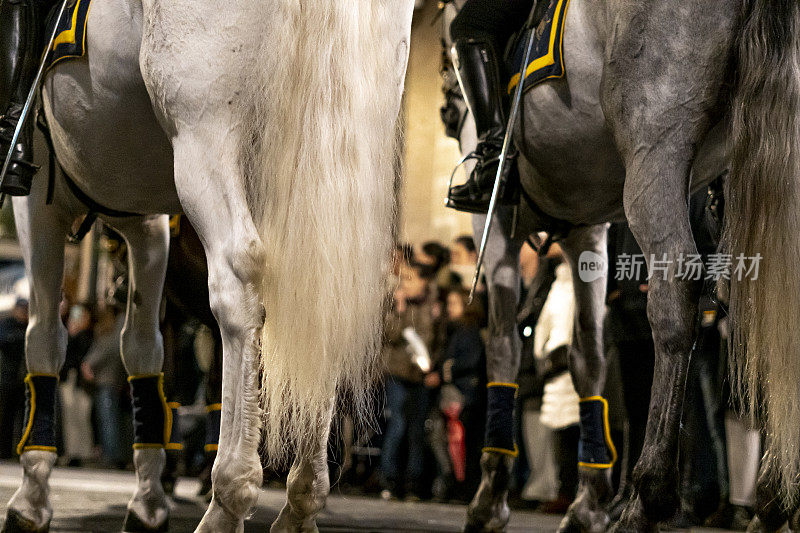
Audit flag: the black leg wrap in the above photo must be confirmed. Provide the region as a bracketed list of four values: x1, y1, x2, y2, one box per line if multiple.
[1, 509, 48, 533]
[578, 396, 617, 468]
[165, 402, 181, 451]
[161, 403, 181, 495]
[122, 510, 168, 533]
[204, 402, 221, 453]
[128, 374, 170, 449]
[17, 374, 58, 455]
[483, 383, 517, 456]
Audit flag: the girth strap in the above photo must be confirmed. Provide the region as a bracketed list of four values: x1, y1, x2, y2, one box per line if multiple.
[519, 183, 581, 238]
[35, 110, 141, 242]
[61, 166, 140, 242]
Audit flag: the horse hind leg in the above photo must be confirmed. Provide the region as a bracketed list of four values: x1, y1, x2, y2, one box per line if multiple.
[110, 215, 171, 532]
[600, 3, 736, 530]
[3, 194, 69, 532]
[270, 401, 334, 533]
[163, 131, 264, 533]
[749, 458, 790, 532]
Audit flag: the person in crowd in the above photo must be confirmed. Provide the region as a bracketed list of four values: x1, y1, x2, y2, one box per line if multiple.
[81, 306, 127, 469]
[516, 244, 560, 506]
[0, 298, 28, 458]
[381, 261, 438, 501]
[704, 313, 759, 531]
[428, 287, 487, 501]
[391, 243, 414, 286]
[534, 246, 581, 514]
[449, 235, 478, 290]
[59, 304, 95, 466]
[417, 240, 460, 292]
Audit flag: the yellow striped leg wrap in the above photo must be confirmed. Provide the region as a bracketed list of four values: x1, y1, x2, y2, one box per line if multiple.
[17, 373, 59, 455]
[482, 382, 518, 457]
[128, 373, 171, 450]
[578, 396, 618, 469]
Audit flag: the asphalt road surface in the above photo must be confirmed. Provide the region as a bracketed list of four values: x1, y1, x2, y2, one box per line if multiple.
[0, 461, 560, 532]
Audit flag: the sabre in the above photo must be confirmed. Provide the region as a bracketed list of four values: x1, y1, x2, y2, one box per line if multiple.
[468, 20, 538, 304]
[0, 0, 72, 208]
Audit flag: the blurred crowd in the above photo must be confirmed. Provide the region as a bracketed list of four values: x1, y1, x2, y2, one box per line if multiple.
[371, 217, 759, 531]
[0, 218, 762, 530]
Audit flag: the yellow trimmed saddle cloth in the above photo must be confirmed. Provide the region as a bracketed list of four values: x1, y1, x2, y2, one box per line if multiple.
[507, 0, 571, 95]
[45, 0, 92, 71]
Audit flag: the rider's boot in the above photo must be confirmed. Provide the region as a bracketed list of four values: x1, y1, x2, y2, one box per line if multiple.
[447, 39, 519, 214]
[0, 0, 42, 197]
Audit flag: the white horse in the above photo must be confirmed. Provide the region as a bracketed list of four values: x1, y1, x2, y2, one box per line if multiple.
[3, 1, 414, 532]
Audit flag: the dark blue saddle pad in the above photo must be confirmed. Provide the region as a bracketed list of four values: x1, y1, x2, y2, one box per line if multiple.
[507, 0, 571, 95]
[45, 0, 92, 72]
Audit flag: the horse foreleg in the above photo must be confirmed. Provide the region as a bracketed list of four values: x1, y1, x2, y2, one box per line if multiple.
[557, 224, 614, 533]
[111, 215, 171, 532]
[4, 194, 69, 532]
[465, 210, 524, 533]
[270, 401, 333, 533]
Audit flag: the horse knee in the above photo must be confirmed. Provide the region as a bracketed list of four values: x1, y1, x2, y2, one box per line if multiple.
[26, 316, 67, 372]
[121, 327, 163, 371]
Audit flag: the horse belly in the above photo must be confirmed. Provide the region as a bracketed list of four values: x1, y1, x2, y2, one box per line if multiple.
[516, 0, 626, 225]
[43, 0, 179, 215]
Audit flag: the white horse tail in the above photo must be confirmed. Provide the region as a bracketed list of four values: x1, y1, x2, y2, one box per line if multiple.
[242, 3, 406, 464]
[725, 0, 800, 500]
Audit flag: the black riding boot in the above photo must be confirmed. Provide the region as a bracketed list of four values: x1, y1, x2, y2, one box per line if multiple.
[446, 39, 519, 214]
[0, 0, 42, 197]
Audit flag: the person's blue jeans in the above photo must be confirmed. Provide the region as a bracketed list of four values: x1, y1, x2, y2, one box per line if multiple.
[380, 376, 430, 491]
[95, 385, 123, 466]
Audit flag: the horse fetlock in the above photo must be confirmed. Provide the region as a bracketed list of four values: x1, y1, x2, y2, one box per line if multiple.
[465, 499, 510, 533]
[285, 462, 330, 520]
[466, 458, 512, 532]
[608, 493, 658, 533]
[633, 463, 679, 522]
[122, 450, 168, 531]
[210, 457, 262, 519]
[5, 451, 56, 530]
[560, 483, 610, 533]
[270, 505, 321, 533]
[195, 497, 245, 533]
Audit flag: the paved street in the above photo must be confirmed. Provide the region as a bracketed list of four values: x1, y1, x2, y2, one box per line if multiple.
[0, 462, 558, 532]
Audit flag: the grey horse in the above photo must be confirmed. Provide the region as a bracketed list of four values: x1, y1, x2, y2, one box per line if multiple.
[441, 0, 799, 532]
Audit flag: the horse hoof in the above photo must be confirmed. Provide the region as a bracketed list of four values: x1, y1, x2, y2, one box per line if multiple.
[462, 525, 504, 533]
[557, 513, 582, 533]
[462, 518, 506, 533]
[1, 509, 49, 533]
[747, 514, 787, 533]
[122, 510, 168, 533]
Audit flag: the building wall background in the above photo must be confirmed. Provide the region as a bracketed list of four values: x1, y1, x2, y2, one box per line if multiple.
[400, 1, 474, 248]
